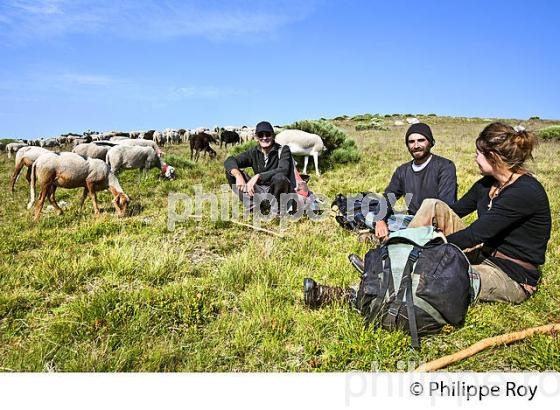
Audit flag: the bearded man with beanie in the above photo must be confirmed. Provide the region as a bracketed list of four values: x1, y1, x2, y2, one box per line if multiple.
[369, 122, 457, 240]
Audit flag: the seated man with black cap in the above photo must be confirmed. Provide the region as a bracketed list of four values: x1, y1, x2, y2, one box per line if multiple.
[224, 121, 293, 212]
[367, 122, 458, 240]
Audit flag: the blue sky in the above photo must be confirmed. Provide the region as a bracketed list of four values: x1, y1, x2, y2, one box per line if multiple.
[1, 0, 559, 138]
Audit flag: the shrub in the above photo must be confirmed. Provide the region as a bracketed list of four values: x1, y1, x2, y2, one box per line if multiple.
[355, 121, 389, 131]
[0, 138, 17, 144]
[332, 115, 348, 121]
[428, 113, 437, 117]
[330, 146, 360, 164]
[529, 116, 540, 120]
[229, 140, 257, 156]
[537, 126, 560, 140]
[350, 113, 374, 122]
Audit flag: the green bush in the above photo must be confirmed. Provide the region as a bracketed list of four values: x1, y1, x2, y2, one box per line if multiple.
[332, 115, 348, 121]
[350, 113, 374, 122]
[537, 126, 560, 140]
[355, 119, 389, 131]
[228, 140, 257, 156]
[529, 116, 540, 120]
[428, 113, 437, 117]
[0, 138, 17, 144]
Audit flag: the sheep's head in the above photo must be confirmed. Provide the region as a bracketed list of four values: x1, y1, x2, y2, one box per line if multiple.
[161, 163, 176, 180]
[112, 192, 130, 217]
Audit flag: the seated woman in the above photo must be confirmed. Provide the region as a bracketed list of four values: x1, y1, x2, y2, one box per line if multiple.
[305, 122, 551, 306]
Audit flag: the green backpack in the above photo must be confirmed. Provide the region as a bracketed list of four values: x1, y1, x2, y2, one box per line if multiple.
[356, 226, 480, 348]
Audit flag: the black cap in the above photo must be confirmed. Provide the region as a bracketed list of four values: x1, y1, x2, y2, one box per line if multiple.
[405, 123, 435, 146]
[256, 121, 274, 134]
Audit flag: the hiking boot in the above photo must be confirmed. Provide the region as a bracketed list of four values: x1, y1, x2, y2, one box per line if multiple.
[357, 231, 379, 245]
[303, 278, 355, 308]
[348, 254, 364, 275]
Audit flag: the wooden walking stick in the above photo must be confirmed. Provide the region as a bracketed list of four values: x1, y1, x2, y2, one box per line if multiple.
[415, 323, 560, 372]
[229, 219, 286, 238]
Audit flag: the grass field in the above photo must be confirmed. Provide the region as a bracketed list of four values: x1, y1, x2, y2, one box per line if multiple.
[1, 115, 559, 372]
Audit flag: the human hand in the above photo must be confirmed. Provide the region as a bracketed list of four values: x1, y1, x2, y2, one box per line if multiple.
[375, 220, 389, 241]
[235, 175, 246, 193]
[245, 174, 260, 196]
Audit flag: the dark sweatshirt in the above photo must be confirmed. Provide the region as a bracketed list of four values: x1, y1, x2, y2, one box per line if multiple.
[224, 142, 292, 185]
[383, 154, 457, 219]
[448, 174, 551, 286]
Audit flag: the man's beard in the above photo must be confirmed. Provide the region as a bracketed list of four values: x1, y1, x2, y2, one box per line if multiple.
[411, 148, 430, 161]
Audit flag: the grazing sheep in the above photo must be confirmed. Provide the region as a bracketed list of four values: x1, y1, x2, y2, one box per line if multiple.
[72, 136, 93, 147]
[106, 145, 175, 179]
[192, 127, 208, 135]
[189, 133, 217, 161]
[6, 142, 28, 159]
[275, 129, 325, 177]
[239, 128, 255, 143]
[72, 143, 111, 161]
[219, 129, 240, 149]
[28, 152, 130, 221]
[10, 146, 51, 192]
[39, 138, 61, 148]
[114, 138, 163, 156]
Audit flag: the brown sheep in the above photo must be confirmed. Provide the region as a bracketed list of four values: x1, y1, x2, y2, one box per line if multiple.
[29, 152, 129, 221]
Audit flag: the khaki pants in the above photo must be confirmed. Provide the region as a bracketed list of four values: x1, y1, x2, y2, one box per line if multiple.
[408, 199, 530, 304]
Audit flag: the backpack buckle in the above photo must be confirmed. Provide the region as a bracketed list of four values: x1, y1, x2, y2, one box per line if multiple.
[408, 247, 421, 263]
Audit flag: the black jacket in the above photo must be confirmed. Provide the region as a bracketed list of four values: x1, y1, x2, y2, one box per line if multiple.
[448, 174, 551, 286]
[224, 142, 292, 185]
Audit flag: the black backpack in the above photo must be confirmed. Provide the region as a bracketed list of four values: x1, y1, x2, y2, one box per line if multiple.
[331, 192, 382, 231]
[355, 228, 477, 348]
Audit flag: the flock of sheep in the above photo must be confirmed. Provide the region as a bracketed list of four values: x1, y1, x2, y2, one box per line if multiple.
[3, 125, 327, 221]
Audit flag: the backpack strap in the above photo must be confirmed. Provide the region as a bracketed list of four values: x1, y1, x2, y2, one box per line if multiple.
[364, 246, 392, 328]
[404, 251, 420, 348]
[385, 236, 443, 249]
[384, 247, 421, 348]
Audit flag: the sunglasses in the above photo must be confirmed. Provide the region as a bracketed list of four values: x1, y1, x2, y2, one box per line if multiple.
[256, 132, 273, 140]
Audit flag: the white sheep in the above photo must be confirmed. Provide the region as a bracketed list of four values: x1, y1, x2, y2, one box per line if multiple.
[106, 145, 175, 179]
[72, 143, 112, 161]
[275, 129, 326, 177]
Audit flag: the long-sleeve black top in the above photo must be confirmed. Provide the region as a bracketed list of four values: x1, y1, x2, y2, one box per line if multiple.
[448, 174, 551, 286]
[383, 154, 457, 219]
[224, 143, 292, 185]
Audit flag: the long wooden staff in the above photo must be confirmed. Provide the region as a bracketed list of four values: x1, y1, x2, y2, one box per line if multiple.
[415, 323, 560, 372]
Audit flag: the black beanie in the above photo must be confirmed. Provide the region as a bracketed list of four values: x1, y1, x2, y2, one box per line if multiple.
[405, 123, 435, 146]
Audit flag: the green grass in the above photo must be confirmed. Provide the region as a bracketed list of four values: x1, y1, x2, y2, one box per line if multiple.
[1, 116, 560, 372]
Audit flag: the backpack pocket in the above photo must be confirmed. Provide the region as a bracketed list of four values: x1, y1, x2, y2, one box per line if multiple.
[415, 245, 471, 325]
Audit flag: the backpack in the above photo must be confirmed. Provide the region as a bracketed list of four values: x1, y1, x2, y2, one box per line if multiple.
[355, 226, 479, 348]
[331, 192, 381, 231]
